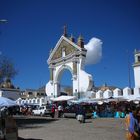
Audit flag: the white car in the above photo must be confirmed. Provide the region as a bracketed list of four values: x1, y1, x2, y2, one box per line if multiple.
[32, 105, 52, 116]
[32, 106, 47, 116]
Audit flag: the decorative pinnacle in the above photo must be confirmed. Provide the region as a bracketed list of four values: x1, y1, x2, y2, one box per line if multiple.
[69, 34, 75, 42]
[78, 34, 83, 41]
[63, 25, 67, 37]
[77, 34, 84, 48]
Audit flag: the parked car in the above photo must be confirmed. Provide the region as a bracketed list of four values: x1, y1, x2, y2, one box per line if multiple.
[63, 104, 93, 118]
[32, 105, 52, 116]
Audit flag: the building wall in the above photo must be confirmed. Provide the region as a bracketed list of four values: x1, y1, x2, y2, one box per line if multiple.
[0, 89, 20, 100]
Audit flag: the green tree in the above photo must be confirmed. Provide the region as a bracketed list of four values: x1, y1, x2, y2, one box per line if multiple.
[0, 56, 17, 84]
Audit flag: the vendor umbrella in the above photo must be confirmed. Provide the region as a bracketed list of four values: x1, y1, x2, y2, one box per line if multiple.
[0, 97, 17, 107]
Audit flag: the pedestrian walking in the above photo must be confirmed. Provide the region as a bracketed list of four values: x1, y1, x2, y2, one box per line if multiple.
[58, 104, 63, 118]
[76, 105, 86, 123]
[125, 108, 139, 140]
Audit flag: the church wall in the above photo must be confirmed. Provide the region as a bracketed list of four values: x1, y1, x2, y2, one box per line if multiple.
[45, 81, 54, 97]
[134, 66, 140, 87]
[123, 87, 132, 97]
[134, 87, 140, 97]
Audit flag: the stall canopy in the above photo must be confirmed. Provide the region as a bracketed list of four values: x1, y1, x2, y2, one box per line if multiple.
[50, 96, 76, 102]
[106, 97, 128, 102]
[0, 97, 17, 107]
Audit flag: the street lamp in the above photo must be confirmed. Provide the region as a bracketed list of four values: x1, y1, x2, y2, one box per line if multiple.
[0, 19, 8, 24]
[0, 19, 7, 55]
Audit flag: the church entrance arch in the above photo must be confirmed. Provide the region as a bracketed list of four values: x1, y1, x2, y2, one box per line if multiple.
[46, 31, 93, 98]
[55, 65, 73, 96]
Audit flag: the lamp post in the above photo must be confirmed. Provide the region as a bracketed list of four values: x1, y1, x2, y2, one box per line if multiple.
[0, 19, 8, 24]
[0, 19, 8, 35]
[0, 19, 7, 55]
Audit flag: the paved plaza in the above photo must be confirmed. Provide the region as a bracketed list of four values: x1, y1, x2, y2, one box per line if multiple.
[17, 116, 126, 140]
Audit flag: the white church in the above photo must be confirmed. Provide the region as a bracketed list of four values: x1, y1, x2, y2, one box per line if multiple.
[46, 27, 93, 98]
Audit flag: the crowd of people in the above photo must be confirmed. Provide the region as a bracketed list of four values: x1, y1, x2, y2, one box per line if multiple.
[1, 100, 140, 140]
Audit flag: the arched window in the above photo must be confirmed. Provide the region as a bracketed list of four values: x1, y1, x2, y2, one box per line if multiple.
[62, 47, 66, 57]
[37, 99, 40, 103]
[100, 92, 103, 98]
[33, 99, 35, 103]
[41, 98, 44, 103]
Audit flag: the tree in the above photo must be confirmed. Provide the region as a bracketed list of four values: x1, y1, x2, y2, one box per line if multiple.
[0, 56, 17, 84]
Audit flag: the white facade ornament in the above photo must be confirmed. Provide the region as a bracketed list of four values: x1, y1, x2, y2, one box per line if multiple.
[103, 89, 112, 99]
[113, 88, 122, 98]
[96, 90, 103, 99]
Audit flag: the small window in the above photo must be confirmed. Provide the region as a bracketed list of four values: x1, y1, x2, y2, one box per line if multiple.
[131, 89, 134, 95]
[92, 93, 96, 98]
[138, 56, 140, 62]
[28, 92, 33, 95]
[42, 99, 44, 103]
[37, 99, 40, 103]
[118, 91, 122, 96]
[41, 93, 45, 96]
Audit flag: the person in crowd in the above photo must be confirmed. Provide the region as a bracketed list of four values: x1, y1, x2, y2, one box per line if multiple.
[58, 104, 63, 118]
[51, 105, 55, 118]
[76, 105, 86, 123]
[0, 108, 6, 139]
[135, 107, 140, 138]
[125, 107, 139, 140]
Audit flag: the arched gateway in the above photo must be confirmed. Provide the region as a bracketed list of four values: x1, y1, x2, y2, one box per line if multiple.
[46, 29, 93, 98]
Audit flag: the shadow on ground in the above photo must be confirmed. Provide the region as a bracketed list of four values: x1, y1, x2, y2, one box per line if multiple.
[15, 116, 58, 129]
[85, 120, 92, 123]
[18, 137, 42, 140]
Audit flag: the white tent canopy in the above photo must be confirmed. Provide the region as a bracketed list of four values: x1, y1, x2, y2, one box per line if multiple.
[0, 97, 17, 107]
[50, 96, 76, 102]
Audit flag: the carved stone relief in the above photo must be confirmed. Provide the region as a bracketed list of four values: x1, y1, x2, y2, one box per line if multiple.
[51, 40, 77, 61]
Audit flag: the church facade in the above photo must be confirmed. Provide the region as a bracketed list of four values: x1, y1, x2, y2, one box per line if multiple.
[46, 28, 93, 97]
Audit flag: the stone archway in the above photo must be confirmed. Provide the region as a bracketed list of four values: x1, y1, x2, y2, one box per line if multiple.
[54, 65, 73, 96]
[46, 33, 93, 98]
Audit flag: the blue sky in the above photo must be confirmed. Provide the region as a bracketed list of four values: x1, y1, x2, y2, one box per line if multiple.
[0, 0, 140, 90]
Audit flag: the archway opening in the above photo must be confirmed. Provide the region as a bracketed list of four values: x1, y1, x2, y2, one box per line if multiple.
[58, 69, 73, 96]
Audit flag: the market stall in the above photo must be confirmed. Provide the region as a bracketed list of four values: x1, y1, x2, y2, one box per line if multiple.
[0, 97, 18, 140]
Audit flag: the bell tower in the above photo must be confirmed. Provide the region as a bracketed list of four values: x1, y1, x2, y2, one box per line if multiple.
[133, 49, 140, 88]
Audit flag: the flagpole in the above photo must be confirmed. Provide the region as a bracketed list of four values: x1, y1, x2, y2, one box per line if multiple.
[126, 50, 131, 88]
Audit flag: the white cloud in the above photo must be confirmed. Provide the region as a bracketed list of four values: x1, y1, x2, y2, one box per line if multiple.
[85, 37, 103, 65]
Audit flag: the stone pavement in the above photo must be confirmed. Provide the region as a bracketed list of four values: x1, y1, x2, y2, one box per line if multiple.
[17, 117, 126, 140]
